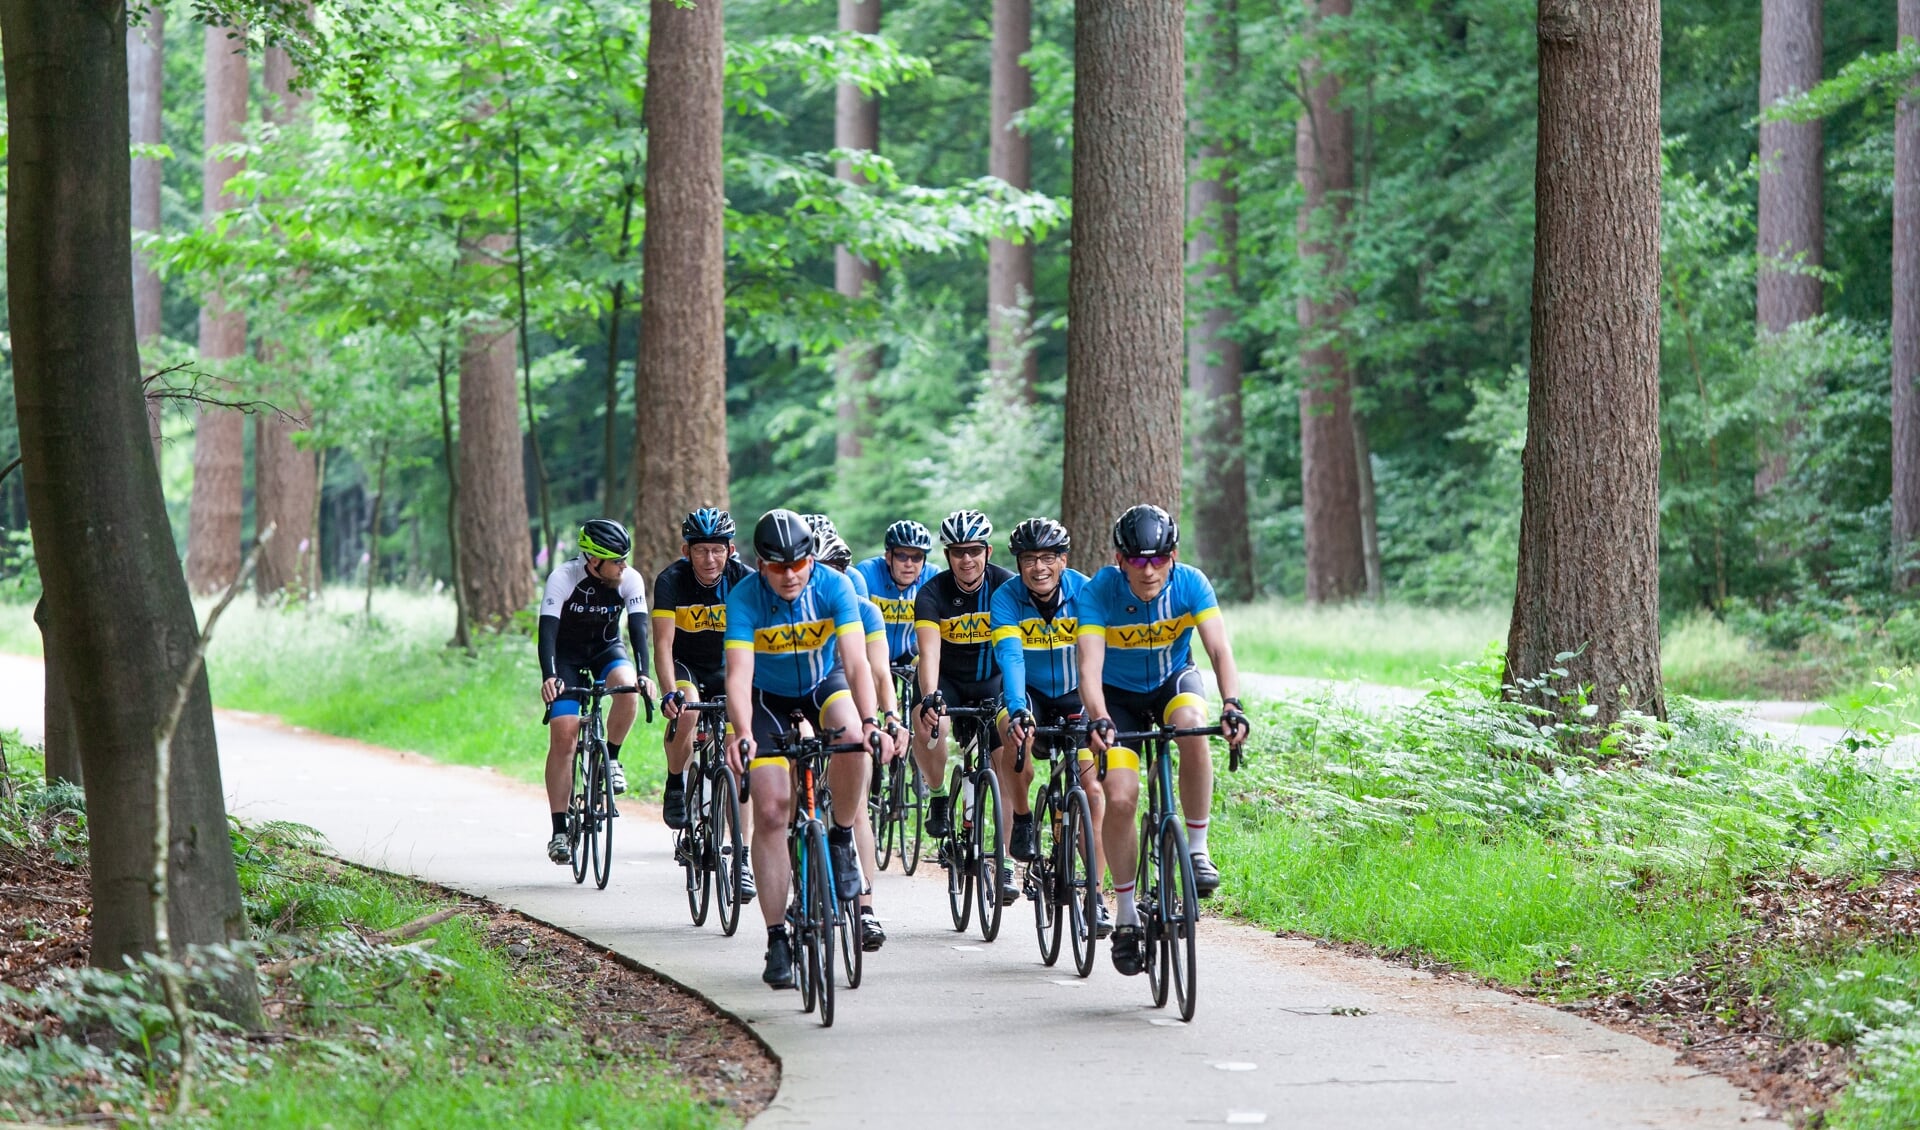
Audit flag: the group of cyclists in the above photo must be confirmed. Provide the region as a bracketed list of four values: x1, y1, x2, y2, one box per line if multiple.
[533, 502, 1252, 990]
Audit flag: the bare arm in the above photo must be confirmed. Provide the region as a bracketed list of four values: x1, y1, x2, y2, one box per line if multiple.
[1077, 632, 1110, 726]
[652, 618, 677, 695]
[841, 628, 879, 723]
[1195, 616, 1240, 703]
[867, 636, 898, 716]
[725, 649, 755, 768]
[916, 624, 943, 702]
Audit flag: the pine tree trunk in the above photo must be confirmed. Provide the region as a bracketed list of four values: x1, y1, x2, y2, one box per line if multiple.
[2, 0, 260, 1025]
[834, 0, 880, 465]
[253, 44, 319, 600]
[1185, 0, 1254, 601]
[1506, 0, 1666, 728]
[127, 3, 163, 458]
[457, 234, 534, 628]
[1296, 0, 1367, 604]
[1754, 0, 1823, 495]
[1060, 0, 1185, 549]
[988, 0, 1037, 397]
[185, 23, 247, 595]
[33, 598, 79, 787]
[1894, 0, 1920, 589]
[634, 0, 730, 581]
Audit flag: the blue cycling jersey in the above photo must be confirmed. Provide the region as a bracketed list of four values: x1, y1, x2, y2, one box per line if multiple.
[858, 595, 885, 644]
[846, 566, 870, 599]
[724, 565, 864, 698]
[991, 569, 1089, 715]
[1076, 563, 1221, 693]
[855, 556, 938, 661]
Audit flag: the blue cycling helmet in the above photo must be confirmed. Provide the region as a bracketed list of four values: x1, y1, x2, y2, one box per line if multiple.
[681, 507, 736, 544]
[885, 520, 934, 553]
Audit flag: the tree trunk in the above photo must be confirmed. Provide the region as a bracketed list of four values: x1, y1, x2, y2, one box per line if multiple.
[1506, 0, 1665, 728]
[1754, 0, 1823, 495]
[127, 3, 163, 458]
[1353, 409, 1383, 601]
[253, 44, 319, 600]
[1060, 0, 1185, 549]
[33, 598, 79, 787]
[988, 0, 1037, 397]
[635, 0, 730, 581]
[184, 23, 247, 595]
[1296, 0, 1367, 604]
[458, 235, 534, 629]
[1185, 0, 1254, 602]
[1894, 0, 1920, 588]
[2, 0, 260, 1025]
[834, 0, 881, 465]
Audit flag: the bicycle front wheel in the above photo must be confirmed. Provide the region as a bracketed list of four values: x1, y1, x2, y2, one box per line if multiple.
[838, 896, 863, 989]
[713, 766, 744, 937]
[794, 833, 817, 1016]
[900, 759, 925, 876]
[570, 745, 593, 885]
[944, 766, 972, 933]
[1142, 819, 1169, 1010]
[807, 824, 838, 1027]
[1160, 820, 1199, 1021]
[591, 748, 615, 890]
[1066, 787, 1099, 979]
[974, 768, 1005, 943]
[684, 771, 712, 925]
[1033, 793, 1061, 966]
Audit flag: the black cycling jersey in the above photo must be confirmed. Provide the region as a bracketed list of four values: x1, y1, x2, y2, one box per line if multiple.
[914, 562, 1014, 684]
[651, 555, 752, 675]
[537, 556, 650, 680]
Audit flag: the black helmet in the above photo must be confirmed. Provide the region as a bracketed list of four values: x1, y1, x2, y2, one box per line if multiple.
[1112, 504, 1178, 557]
[753, 509, 816, 564]
[578, 518, 631, 560]
[1009, 517, 1071, 556]
[939, 508, 993, 547]
[681, 507, 736, 544]
[819, 535, 854, 569]
[885, 520, 934, 553]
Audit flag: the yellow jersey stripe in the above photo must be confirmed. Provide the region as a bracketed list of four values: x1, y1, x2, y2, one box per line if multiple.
[991, 625, 1023, 644]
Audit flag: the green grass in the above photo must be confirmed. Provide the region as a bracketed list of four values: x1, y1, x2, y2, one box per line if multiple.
[1784, 948, 1920, 1129]
[1219, 601, 1507, 686]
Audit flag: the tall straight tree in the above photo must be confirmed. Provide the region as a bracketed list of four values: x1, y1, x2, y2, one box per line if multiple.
[253, 43, 320, 599]
[458, 234, 535, 627]
[184, 23, 248, 594]
[1061, 0, 1185, 546]
[834, 0, 880, 466]
[1185, 0, 1254, 600]
[127, 3, 163, 455]
[2, 0, 260, 1024]
[634, 0, 730, 580]
[1295, 0, 1367, 604]
[988, 0, 1037, 395]
[1506, 0, 1665, 727]
[1894, 0, 1920, 587]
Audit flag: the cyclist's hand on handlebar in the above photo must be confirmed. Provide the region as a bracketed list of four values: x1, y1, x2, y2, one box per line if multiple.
[541, 677, 565, 705]
[661, 689, 687, 720]
[917, 691, 946, 726]
[1006, 709, 1035, 750]
[727, 735, 754, 779]
[1220, 697, 1250, 745]
[1086, 716, 1115, 753]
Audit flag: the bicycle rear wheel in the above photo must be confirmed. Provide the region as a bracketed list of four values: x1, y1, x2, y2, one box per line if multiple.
[1033, 792, 1062, 966]
[1065, 787, 1099, 979]
[591, 748, 615, 890]
[900, 759, 925, 876]
[944, 765, 972, 932]
[1160, 821, 1199, 1021]
[974, 767, 1005, 943]
[807, 824, 838, 1027]
[684, 771, 712, 925]
[712, 765, 744, 937]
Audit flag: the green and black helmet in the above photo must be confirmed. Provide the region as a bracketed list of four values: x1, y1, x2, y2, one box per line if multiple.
[579, 518, 631, 560]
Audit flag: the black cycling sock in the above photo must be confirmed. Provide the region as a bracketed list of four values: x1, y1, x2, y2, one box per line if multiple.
[767, 923, 787, 940]
[1013, 812, 1033, 827]
[828, 822, 854, 845]
[550, 812, 567, 836]
[608, 741, 622, 761]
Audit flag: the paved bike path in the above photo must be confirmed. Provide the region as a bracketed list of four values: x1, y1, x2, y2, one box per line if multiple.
[0, 655, 1772, 1128]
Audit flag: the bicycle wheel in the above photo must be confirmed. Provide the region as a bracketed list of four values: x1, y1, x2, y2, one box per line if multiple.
[713, 766, 745, 937]
[1033, 793, 1062, 966]
[591, 747, 615, 890]
[1160, 821, 1199, 1022]
[1065, 787, 1099, 979]
[901, 759, 924, 875]
[838, 897, 863, 989]
[684, 770, 712, 925]
[1142, 819, 1169, 1010]
[873, 754, 894, 872]
[570, 743, 592, 885]
[944, 765, 972, 933]
[793, 834, 816, 1015]
[807, 824, 838, 1027]
[974, 767, 1005, 943]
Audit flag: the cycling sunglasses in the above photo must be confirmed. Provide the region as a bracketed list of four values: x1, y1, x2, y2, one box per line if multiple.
[947, 545, 989, 559]
[1124, 554, 1172, 569]
[763, 557, 813, 574]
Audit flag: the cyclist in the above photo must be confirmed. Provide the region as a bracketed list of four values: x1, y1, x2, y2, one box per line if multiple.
[725, 509, 897, 988]
[653, 508, 758, 898]
[821, 533, 906, 951]
[991, 517, 1111, 938]
[537, 519, 658, 865]
[914, 508, 1019, 906]
[855, 520, 938, 665]
[1078, 504, 1251, 976]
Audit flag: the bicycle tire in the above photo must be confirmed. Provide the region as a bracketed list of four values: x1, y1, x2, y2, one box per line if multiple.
[975, 766, 1005, 943]
[838, 896, 863, 989]
[684, 769, 712, 925]
[591, 746, 615, 890]
[901, 758, 924, 875]
[944, 765, 972, 933]
[1066, 787, 1099, 979]
[713, 765, 744, 937]
[1161, 821, 1199, 1022]
[794, 831, 816, 1016]
[808, 824, 838, 1027]
[570, 740, 592, 885]
[871, 752, 893, 872]
[1033, 790, 1062, 967]
[1143, 818, 1169, 1010]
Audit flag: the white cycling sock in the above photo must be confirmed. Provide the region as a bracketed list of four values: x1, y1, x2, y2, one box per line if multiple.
[1115, 882, 1139, 927]
[1186, 818, 1209, 856]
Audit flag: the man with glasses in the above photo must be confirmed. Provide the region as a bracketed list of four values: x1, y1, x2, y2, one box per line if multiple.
[725, 509, 894, 989]
[856, 520, 939, 665]
[537, 519, 658, 865]
[913, 508, 1019, 905]
[1077, 504, 1252, 976]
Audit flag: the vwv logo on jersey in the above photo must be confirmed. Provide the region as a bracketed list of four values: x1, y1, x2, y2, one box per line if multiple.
[1106, 614, 1196, 649]
[754, 619, 834, 652]
[1015, 617, 1078, 649]
[939, 612, 993, 645]
[675, 605, 727, 633]
[873, 596, 916, 624]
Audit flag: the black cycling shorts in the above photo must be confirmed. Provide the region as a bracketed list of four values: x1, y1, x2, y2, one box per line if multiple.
[745, 671, 854, 771]
[938, 672, 1003, 751]
[673, 661, 726, 704]
[1104, 665, 1208, 750]
[545, 643, 635, 723]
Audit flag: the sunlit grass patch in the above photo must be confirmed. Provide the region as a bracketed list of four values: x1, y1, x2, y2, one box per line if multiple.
[1218, 600, 1506, 686]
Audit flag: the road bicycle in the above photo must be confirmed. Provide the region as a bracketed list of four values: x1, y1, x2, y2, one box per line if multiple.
[935, 701, 1007, 942]
[768, 721, 874, 1028]
[1101, 721, 1243, 1022]
[1016, 715, 1099, 977]
[872, 664, 925, 875]
[561, 681, 650, 890]
[669, 699, 744, 936]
